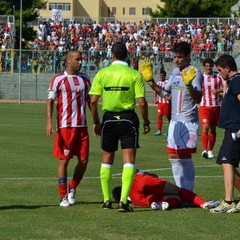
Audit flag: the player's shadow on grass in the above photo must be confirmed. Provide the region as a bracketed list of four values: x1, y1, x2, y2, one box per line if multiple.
[0, 204, 56, 210]
[76, 201, 155, 212]
[75, 201, 104, 205]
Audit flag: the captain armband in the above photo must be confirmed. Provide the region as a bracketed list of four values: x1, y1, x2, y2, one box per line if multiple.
[47, 90, 56, 100]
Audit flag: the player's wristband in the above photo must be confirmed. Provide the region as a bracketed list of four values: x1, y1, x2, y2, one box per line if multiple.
[146, 79, 155, 87]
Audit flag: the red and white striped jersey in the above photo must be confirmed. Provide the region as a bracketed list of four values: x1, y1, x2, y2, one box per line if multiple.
[200, 72, 224, 107]
[156, 80, 170, 104]
[48, 71, 91, 129]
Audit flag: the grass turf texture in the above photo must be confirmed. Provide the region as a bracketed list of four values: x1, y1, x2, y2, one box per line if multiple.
[0, 102, 240, 240]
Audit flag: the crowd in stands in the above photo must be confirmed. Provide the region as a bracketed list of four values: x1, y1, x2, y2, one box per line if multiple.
[0, 18, 14, 50]
[0, 18, 14, 72]
[1, 18, 240, 73]
[30, 19, 240, 73]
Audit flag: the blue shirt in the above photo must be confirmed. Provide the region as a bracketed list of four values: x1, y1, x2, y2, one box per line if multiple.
[219, 74, 240, 131]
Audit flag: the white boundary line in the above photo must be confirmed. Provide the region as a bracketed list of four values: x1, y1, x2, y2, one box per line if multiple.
[0, 165, 222, 180]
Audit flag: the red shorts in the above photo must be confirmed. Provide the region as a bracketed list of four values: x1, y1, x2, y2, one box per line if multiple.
[54, 127, 89, 160]
[199, 106, 220, 126]
[157, 103, 171, 120]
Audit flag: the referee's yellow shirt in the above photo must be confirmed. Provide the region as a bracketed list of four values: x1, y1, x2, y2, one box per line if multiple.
[89, 61, 146, 112]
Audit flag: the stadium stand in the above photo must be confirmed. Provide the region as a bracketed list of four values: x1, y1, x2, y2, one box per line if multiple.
[1, 18, 240, 101]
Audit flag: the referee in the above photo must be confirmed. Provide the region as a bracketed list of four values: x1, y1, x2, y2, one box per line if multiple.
[89, 42, 150, 212]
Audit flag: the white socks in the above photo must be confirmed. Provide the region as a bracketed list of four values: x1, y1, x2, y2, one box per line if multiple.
[169, 158, 195, 191]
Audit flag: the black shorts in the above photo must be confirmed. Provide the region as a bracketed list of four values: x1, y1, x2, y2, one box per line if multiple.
[216, 129, 240, 167]
[101, 110, 140, 152]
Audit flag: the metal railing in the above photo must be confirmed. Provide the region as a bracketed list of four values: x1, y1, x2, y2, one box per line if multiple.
[0, 48, 240, 101]
[36, 17, 240, 25]
[0, 48, 239, 77]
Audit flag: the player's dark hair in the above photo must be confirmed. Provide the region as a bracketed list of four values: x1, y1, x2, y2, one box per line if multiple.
[172, 42, 191, 56]
[160, 69, 166, 76]
[111, 42, 128, 61]
[203, 58, 214, 67]
[215, 54, 237, 71]
[112, 186, 121, 202]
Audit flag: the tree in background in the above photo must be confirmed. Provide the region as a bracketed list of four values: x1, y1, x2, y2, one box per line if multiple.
[0, 0, 46, 49]
[149, 0, 239, 18]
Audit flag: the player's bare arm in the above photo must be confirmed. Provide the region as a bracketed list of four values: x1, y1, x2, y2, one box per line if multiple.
[90, 95, 101, 137]
[46, 98, 54, 137]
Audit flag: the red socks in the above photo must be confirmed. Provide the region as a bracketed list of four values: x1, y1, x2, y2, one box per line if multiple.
[179, 188, 205, 207]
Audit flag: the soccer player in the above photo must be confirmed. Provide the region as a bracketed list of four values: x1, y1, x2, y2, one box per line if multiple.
[210, 54, 240, 213]
[199, 58, 224, 159]
[141, 42, 203, 191]
[112, 169, 220, 210]
[153, 69, 171, 136]
[46, 50, 91, 207]
[89, 42, 151, 212]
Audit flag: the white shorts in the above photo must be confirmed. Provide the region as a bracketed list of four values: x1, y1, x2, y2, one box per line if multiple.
[166, 120, 199, 154]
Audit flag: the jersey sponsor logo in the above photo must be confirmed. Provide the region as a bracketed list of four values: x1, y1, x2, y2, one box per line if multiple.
[104, 86, 130, 91]
[76, 86, 80, 92]
[171, 85, 184, 90]
[64, 149, 70, 156]
[173, 80, 180, 86]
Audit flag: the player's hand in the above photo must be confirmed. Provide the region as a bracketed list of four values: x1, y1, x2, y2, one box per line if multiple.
[140, 61, 155, 86]
[182, 66, 196, 87]
[211, 89, 218, 94]
[143, 122, 151, 134]
[165, 94, 172, 102]
[93, 123, 101, 138]
[46, 122, 54, 137]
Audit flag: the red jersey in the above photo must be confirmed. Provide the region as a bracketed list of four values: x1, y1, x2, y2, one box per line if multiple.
[200, 72, 224, 107]
[48, 71, 91, 129]
[129, 173, 166, 207]
[156, 80, 170, 104]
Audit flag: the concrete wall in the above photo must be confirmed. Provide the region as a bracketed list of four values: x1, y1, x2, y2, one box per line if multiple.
[0, 73, 156, 102]
[0, 73, 52, 101]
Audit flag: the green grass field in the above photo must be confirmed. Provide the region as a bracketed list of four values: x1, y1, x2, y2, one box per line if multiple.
[0, 102, 240, 240]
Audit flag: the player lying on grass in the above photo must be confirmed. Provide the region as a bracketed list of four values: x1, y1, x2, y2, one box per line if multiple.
[112, 169, 220, 210]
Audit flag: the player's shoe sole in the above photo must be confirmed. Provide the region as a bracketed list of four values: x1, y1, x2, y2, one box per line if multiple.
[151, 201, 169, 210]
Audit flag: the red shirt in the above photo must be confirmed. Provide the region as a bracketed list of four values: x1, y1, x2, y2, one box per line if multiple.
[129, 173, 166, 207]
[200, 72, 224, 107]
[48, 72, 91, 129]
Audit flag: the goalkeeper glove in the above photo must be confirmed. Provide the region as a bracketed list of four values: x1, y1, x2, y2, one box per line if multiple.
[182, 66, 196, 90]
[140, 61, 155, 86]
